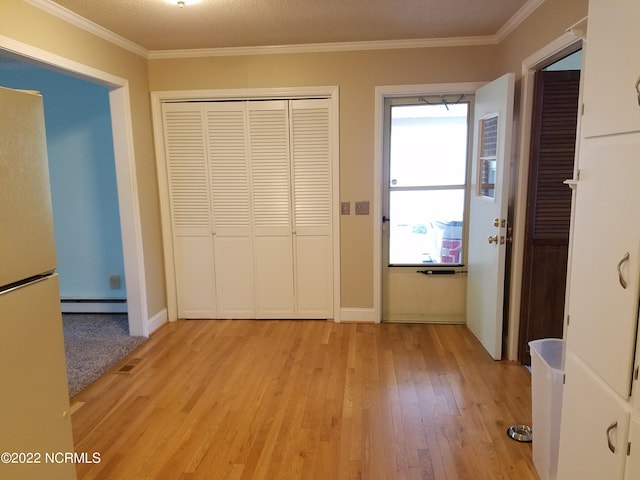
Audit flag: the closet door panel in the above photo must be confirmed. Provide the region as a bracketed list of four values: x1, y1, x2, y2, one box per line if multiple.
[213, 236, 255, 318]
[254, 236, 294, 318]
[290, 99, 333, 318]
[174, 236, 216, 318]
[295, 235, 333, 318]
[162, 104, 216, 318]
[206, 103, 255, 318]
[247, 101, 295, 317]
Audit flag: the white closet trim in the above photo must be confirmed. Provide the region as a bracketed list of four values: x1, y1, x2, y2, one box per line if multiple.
[151, 86, 340, 322]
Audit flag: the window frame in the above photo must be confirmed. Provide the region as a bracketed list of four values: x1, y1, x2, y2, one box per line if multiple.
[382, 94, 474, 268]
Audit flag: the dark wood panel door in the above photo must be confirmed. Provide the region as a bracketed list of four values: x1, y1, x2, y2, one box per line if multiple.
[518, 70, 580, 365]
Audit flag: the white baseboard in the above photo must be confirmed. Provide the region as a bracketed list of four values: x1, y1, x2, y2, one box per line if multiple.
[61, 300, 127, 313]
[382, 314, 466, 324]
[147, 308, 168, 335]
[339, 308, 379, 323]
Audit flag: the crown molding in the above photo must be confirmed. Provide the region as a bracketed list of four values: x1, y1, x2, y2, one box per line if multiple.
[147, 35, 499, 59]
[27, 0, 545, 60]
[24, 0, 148, 58]
[496, 0, 546, 42]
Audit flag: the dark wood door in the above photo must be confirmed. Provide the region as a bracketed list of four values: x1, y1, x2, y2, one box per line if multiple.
[518, 70, 580, 365]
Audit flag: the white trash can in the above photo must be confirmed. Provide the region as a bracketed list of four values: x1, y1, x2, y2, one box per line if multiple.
[529, 338, 565, 480]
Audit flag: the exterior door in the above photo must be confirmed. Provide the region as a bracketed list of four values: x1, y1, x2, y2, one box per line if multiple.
[382, 96, 471, 323]
[466, 73, 515, 360]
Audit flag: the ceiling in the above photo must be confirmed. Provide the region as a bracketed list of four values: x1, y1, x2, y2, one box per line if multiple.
[44, 0, 532, 52]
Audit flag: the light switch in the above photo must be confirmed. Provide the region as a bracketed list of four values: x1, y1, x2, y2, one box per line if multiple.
[341, 201, 350, 215]
[355, 201, 370, 215]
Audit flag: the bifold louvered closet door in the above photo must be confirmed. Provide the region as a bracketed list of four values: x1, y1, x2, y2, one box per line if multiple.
[162, 99, 333, 319]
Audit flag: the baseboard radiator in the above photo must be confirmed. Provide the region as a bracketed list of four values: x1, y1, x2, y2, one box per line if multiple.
[61, 299, 128, 314]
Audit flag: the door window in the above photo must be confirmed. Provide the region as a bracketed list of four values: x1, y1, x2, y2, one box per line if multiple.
[384, 97, 471, 265]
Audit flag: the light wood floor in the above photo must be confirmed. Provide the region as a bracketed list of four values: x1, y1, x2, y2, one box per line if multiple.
[71, 320, 539, 480]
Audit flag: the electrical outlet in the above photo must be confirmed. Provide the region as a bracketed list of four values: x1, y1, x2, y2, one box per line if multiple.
[341, 201, 350, 215]
[355, 201, 370, 215]
[110, 275, 121, 290]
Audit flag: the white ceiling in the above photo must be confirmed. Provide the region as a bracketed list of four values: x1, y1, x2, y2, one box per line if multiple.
[43, 0, 532, 52]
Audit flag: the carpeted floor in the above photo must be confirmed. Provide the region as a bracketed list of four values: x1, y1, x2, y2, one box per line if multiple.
[62, 313, 146, 398]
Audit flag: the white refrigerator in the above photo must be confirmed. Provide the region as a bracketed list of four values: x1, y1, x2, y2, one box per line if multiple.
[0, 86, 76, 480]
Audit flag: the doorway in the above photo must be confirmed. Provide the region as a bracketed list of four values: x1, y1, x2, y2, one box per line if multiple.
[0, 40, 149, 337]
[518, 51, 582, 364]
[381, 95, 471, 323]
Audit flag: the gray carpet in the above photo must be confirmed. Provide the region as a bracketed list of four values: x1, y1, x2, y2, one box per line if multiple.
[62, 313, 146, 398]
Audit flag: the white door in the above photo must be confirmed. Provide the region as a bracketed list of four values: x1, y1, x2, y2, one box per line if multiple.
[206, 102, 255, 318]
[290, 99, 334, 318]
[247, 100, 295, 318]
[381, 95, 470, 323]
[466, 73, 515, 360]
[163, 103, 217, 318]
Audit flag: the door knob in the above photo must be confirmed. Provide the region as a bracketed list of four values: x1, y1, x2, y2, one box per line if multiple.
[488, 235, 499, 244]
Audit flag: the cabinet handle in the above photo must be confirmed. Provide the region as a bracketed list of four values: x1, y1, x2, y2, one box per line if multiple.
[636, 76, 640, 106]
[606, 420, 618, 453]
[617, 252, 630, 289]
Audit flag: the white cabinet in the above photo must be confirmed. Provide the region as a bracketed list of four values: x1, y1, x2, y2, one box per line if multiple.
[162, 99, 334, 320]
[566, 136, 640, 398]
[558, 354, 630, 480]
[580, 0, 640, 138]
[626, 417, 640, 480]
[557, 1, 640, 478]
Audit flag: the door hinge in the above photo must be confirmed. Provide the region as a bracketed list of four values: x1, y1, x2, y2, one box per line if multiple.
[634, 365, 639, 381]
[628, 442, 632, 456]
[580, 103, 585, 116]
[563, 374, 566, 385]
[566, 315, 570, 327]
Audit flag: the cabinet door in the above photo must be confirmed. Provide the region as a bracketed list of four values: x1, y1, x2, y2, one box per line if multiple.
[558, 353, 630, 480]
[206, 103, 255, 318]
[290, 99, 334, 318]
[163, 103, 217, 318]
[567, 135, 640, 398]
[247, 101, 295, 318]
[581, 0, 640, 138]
[626, 417, 640, 480]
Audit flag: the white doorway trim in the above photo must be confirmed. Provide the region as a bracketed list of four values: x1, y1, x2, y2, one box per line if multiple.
[150, 86, 341, 323]
[373, 82, 484, 323]
[0, 35, 150, 337]
[506, 26, 585, 360]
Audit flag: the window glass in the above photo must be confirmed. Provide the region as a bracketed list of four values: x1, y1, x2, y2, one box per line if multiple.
[387, 100, 470, 265]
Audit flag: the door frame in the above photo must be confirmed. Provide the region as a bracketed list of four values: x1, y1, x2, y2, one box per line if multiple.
[373, 82, 484, 323]
[150, 86, 341, 323]
[0, 34, 151, 337]
[506, 24, 585, 360]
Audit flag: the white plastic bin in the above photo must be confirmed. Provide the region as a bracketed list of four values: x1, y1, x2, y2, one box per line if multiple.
[529, 338, 565, 480]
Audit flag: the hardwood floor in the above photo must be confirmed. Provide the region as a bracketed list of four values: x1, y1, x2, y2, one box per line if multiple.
[71, 320, 539, 480]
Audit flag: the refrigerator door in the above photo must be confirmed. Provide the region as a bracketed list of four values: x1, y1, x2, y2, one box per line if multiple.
[0, 274, 76, 480]
[0, 86, 57, 287]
